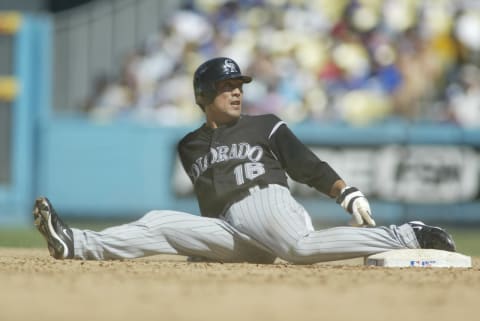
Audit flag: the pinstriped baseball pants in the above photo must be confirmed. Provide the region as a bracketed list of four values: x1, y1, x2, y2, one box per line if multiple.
[72, 184, 420, 263]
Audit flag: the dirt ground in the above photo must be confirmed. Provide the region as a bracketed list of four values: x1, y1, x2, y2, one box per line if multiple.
[0, 248, 478, 321]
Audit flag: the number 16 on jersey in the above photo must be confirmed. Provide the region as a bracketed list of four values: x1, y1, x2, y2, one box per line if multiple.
[233, 162, 266, 185]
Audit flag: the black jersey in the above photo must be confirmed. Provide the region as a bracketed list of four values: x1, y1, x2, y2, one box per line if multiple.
[178, 114, 341, 218]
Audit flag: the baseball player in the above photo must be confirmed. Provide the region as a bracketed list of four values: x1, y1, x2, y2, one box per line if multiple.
[33, 57, 455, 263]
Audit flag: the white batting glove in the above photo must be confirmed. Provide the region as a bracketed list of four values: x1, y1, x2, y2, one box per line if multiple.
[336, 186, 376, 227]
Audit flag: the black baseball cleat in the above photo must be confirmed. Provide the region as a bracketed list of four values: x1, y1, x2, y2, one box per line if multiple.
[33, 197, 74, 259]
[408, 221, 456, 252]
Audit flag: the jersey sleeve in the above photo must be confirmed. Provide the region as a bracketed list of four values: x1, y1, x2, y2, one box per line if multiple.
[177, 137, 194, 184]
[268, 120, 342, 196]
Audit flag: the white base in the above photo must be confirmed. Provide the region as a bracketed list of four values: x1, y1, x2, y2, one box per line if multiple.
[365, 249, 472, 268]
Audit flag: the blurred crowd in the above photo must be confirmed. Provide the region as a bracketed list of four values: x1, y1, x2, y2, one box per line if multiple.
[84, 0, 480, 127]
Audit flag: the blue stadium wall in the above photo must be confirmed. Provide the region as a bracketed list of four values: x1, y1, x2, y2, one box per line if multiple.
[34, 119, 480, 227]
[1, 14, 480, 226]
[0, 13, 51, 225]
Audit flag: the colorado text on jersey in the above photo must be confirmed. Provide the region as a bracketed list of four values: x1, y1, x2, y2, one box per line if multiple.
[189, 143, 264, 182]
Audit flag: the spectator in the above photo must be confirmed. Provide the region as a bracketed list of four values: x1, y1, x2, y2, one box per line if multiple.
[84, 0, 480, 128]
[447, 64, 480, 127]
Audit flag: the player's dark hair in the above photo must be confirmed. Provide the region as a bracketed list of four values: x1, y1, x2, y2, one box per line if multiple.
[193, 57, 252, 110]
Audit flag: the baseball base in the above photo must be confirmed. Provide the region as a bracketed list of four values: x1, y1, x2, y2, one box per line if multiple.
[364, 249, 472, 268]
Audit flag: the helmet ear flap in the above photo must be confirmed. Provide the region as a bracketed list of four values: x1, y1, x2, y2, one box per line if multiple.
[194, 78, 208, 111]
[194, 75, 206, 110]
[195, 91, 206, 110]
[194, 78, 214, 111]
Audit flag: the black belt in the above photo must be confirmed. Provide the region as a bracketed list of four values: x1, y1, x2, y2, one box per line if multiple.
[221, 183, 271, 215]
[238, 183, 270, 201]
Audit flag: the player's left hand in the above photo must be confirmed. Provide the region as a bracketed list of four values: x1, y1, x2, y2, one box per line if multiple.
[336, 186, 376, 227]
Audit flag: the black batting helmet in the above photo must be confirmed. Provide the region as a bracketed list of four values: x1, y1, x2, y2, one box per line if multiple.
[193, 57, 252, 110]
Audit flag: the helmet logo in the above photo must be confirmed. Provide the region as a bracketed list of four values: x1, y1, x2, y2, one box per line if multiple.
[223, 59, 238, 74]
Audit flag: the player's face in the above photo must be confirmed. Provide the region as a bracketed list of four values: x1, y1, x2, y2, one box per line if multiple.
[206, 78, 244, 125]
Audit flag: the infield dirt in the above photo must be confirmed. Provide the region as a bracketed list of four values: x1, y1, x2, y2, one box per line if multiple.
[0, 248, 478, 321]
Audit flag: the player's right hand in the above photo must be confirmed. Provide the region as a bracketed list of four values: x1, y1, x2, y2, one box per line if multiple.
[336, 186, 376, 227]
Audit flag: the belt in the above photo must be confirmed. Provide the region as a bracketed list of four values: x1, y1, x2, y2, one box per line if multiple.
[221, 183, 271, 215]
[246, 183, 270, 195]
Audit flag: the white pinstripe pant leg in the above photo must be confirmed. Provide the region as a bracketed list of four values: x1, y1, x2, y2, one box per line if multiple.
[225, 185, 420, 264]
[71, 210, 274, 262]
